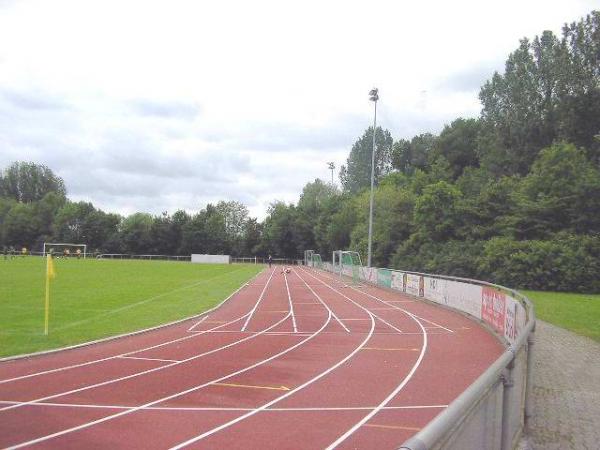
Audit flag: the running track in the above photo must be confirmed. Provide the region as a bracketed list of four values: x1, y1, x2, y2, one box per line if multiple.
[0, 267, 503, 449]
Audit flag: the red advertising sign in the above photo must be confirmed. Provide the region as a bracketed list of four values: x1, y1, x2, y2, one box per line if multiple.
[481, 287, 506, 334]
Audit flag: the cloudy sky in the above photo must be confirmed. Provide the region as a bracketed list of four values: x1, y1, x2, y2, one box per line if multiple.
[0, 0, 596, 219]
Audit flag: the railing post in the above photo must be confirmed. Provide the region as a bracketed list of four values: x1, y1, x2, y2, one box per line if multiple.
[524, 323, 535, 431]
[500, 360, 515, 450]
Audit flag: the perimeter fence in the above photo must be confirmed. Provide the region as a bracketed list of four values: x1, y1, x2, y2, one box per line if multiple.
[309, 259, 535, 450]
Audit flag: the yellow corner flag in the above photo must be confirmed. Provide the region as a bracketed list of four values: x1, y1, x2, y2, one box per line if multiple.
[45, 255, 56, 335]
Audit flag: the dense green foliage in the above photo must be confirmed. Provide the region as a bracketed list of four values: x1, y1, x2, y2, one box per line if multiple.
[1, 11, 599, 292]
[0, 258, 262, 356]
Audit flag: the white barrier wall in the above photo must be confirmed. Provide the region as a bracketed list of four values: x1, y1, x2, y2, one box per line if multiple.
[191, 254, 231, 264]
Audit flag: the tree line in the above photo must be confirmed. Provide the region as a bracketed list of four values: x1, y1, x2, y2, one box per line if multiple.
[258, 11, 600, 293]
[1, 11, 599, 292]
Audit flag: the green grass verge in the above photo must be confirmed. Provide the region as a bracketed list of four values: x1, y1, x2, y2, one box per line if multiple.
[0, 257, 263, 357]
[523, 290, 600, 342]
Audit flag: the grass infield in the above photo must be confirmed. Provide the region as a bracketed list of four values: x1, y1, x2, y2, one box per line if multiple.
[524, 290, 600, 342]
[0, 257, 263, 358]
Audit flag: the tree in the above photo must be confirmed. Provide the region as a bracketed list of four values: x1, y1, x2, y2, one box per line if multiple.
[2, 203, 39, 248]
[413, 181, 463, 242]
[120, 213, 153, 254]
[391, 133, 437, 175]
[432, 118, 481, 178]
[0, 162, 66, 203]
[340, 127, 393, 193]
[511, 143, 600, 238]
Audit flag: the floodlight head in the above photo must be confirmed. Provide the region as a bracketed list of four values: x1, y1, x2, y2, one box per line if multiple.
[369, 88, 379, 102]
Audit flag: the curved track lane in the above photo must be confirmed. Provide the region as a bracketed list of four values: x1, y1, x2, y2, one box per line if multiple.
[0, 267, 503, 449]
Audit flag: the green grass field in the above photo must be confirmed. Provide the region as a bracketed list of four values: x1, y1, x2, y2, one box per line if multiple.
[524, 290, 600, 342]
[0, 257, 263, 357]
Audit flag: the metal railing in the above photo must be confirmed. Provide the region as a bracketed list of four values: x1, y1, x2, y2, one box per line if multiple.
[319, 262, 535, 450]
[96, 253, 191, 261]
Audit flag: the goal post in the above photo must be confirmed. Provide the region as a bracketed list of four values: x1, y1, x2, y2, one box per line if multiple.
[43, 243, 87, 258]
[337, 250, 363, 285]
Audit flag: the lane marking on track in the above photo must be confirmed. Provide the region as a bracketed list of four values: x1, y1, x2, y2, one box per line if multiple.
[283, 272, 298, 333]
[118, 356, 181, 363]
[241, 268, 276, 332]
[186, 316, 208, 332]
[363, 423, 421, 432]
[0, 270, 267, 385]
[167, 270, 374, 449]
[213, 383, 290, 391]
[0, 273, 282, 414]
[361, 347, 419, 352]
[297, 268, 429, 450]
[375, 316, 403, 334]
[0, 400, 448, 411]
[319, 270, 455, 334]
[296, 274, 350, 333]
[6, 290, 329, 449]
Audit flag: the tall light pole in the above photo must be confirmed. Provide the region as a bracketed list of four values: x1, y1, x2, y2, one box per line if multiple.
[367, 87, 378, 268]
[327, 162, 335, 186]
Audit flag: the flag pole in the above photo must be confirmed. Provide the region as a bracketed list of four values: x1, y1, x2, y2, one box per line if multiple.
[44, 255, 52, 335]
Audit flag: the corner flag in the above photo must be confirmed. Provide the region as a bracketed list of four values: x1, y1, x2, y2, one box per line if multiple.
[44, 255, 56, 335]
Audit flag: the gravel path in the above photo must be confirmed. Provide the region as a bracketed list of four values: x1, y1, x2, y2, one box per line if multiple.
[522, 320, 600, 450]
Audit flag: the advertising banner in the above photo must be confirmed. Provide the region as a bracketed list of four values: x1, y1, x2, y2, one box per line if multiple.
[481, 286, 506, 335]
[424, 277, 448, 305]
[406, 274, 423, 297]
[391, 271, 404, 291]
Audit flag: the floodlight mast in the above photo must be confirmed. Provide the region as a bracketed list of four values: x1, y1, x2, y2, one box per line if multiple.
[327, 162, 335, 186]
[367, 87, 378, 268]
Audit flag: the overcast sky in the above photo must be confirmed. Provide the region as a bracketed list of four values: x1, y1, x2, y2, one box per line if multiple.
[0, 0, 596, 219]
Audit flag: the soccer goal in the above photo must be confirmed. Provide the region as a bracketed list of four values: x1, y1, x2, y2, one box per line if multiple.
[311, 253, 324, 269]
[304, 250, 315, 266]
[336, 250, 363, 285]
[43, 242, 87, 258]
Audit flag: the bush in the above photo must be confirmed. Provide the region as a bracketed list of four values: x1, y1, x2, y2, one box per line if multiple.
[479, 234, 600, 293]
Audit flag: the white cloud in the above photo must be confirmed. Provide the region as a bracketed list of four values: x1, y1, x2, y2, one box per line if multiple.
[0, 0, 596, 219]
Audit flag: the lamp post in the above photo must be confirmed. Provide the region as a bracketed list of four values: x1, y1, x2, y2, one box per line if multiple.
[327, 162, 335, 186]
[367, 87, 378, 268]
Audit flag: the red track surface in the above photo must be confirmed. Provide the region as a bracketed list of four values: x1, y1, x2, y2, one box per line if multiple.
[0, 267, 503, 449]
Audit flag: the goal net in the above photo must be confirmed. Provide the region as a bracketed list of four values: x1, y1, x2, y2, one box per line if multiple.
[43, 242, 87, 258]
[337, 251, 363, 285]
[311, 253, 323, 269]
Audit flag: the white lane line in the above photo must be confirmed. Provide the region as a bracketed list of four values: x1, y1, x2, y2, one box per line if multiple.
[186, 315, 208, 332]
[318, 269, 454, 334]
[168, 273, 374, 449]
[241, 268, 276, 332]
[375, 316, 403, 334]
[7, 309, 330, 449]
[302, 268, 430, 450]
[293, 269, 350, 333]
[0, 270, 267, 385]
[326, 316, 427, 448]
[118, 356, 180, 363]
[0, 313, 257, 413]
[0, 272, 281, 413]
[283, 272, 298, 333]
[0, 400, 447, 412]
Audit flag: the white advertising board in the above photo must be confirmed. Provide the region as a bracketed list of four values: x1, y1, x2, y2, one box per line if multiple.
[191, 254, 231, 264]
